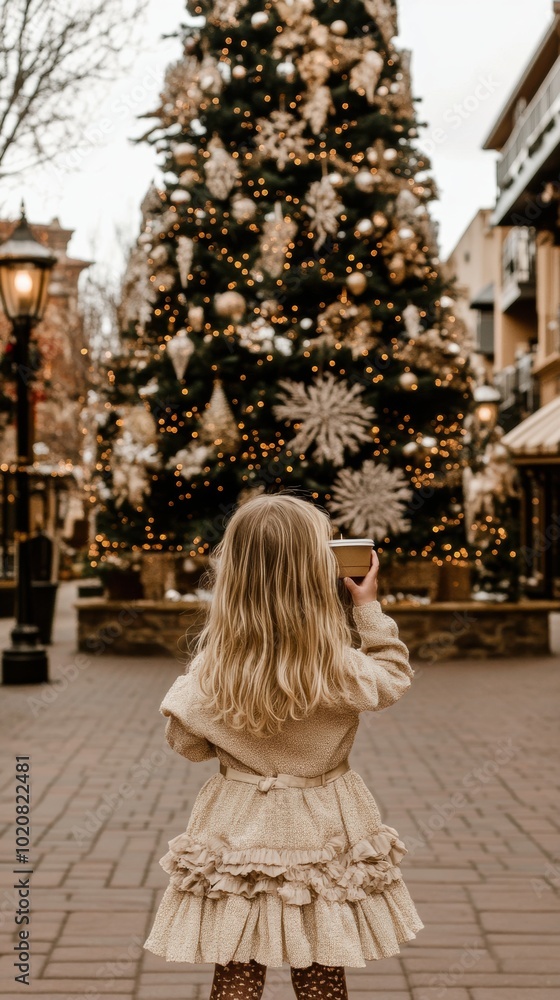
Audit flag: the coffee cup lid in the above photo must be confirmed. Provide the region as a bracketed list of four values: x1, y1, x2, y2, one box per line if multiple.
[328, 538, 374, 548]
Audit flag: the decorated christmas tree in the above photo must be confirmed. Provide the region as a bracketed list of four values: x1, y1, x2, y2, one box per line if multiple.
[91, 0, 473, 576]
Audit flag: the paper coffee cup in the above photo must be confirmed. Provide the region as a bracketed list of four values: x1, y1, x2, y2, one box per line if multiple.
[328, 538, 374, 578]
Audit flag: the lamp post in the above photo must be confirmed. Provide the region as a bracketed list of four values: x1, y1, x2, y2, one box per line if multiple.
[0, 205, 56, 685]
[473, 384, 501, 432]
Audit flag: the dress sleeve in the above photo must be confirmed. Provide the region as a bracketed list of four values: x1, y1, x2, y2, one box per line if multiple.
[160, 674, 218, 762]
[344, 599, 414, 712]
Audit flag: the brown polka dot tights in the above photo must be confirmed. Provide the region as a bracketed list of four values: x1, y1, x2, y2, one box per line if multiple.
[209, 959, 348, 999]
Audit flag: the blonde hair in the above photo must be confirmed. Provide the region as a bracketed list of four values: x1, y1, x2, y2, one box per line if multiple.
[193, 492, 356, 738]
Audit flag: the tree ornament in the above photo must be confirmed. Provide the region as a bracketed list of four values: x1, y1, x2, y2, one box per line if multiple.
[444, 341, 462, 356]
[251, 11, 269, 28]
[210, 0, 245, 26]
[121, 404, 157, 444]
[237, 317, 275, 353]
[111, 452, 150, 507]
[298, 46, 332, 89]
[383, 147, 398, 162]
[301, 84, 334, 134]
[331, 19, 348, 35]
[178, 168, 199, 187]
[396, 188, 420, 218]
[356, 218, 374, 236]
[199, 56, 224, 95]
[256, 109, 308, 171]
[363, 0, 398, 46]
[419, 435, 437, 451]
[172, 142, 198, 166]
[188, 304, 204, 331]
[388, 253, 406, 284]
[166, 330, 195, 380]
[149, 243, 168, 267]
[231, 195, 257, 223]
[154, 269, 176, 291]
[327, 171, 344, 188]
[402, 440, 418, 457]
[167, 441, 210, 477]
[120, 243, 157, 333]
[214, 290, 246, 320]
[260, 298, 280, 318]
[199, 380, 239, 452]
[329, 461, 412, 538]
[346, 271, 368, 295]
[350, 49, 384, 103]
[255, 202, 298, 280]
[275, 336, 293, 356]
[277, 57, 296, 81]
[204, 135, 239, 199]
[399, 371, 418, 390]
[273, 372, 376, 467]
[176, 235, 194, 287]
[300, 316, 314, 330]
[402, 303, 421, 339]
[355, 169, 377, 193]
[217, 60, 232, 84]
[170, 188, 191, 204]
[304, 175, 343, 249]
[232, 63, 247, 79]
[315, 301, 380, 359]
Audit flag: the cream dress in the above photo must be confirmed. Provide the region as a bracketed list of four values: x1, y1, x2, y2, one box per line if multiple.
[143, 599, 424, 968]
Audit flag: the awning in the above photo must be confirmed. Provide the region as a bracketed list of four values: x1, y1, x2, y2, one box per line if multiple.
[470, 282, 495, 310]
[502, 395, 560, 458]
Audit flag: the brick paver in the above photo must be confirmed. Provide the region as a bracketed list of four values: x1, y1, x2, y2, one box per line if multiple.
[1, 582, 559, 999]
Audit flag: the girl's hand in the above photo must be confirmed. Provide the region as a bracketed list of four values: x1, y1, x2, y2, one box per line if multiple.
[344, 548, 379, 606]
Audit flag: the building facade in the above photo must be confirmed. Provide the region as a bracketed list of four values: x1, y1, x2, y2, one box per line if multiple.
[449, 2, 560, 599]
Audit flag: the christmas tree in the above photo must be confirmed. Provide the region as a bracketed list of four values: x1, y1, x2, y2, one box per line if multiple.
[91, 0, 473, 574]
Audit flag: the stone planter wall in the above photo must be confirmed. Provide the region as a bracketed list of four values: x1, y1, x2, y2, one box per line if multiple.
[75, 598, 560, 661]
[76, 599, 208, 659]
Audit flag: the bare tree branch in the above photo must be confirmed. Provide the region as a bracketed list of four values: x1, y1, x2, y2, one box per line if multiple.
[0, 0, 149, 178]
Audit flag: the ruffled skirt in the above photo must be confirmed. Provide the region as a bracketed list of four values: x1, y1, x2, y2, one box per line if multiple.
[143, 767, 423, 967]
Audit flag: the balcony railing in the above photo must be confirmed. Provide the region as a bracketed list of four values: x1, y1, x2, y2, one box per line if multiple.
[501, 227, 537, 312]
[497, 58, 560, 192]
[495, 351, 539, 415]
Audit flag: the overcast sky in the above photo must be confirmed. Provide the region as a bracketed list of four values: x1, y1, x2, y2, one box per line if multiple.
[0, 0, 554, 270]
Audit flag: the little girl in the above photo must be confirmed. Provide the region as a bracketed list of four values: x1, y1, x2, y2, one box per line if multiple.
[144, 493, 423, 999]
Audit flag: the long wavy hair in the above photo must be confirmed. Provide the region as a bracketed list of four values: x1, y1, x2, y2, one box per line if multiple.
[193, 492, 355, 738]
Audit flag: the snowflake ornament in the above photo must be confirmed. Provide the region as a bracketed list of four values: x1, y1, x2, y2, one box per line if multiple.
[255, 110, 309, 171]
[273, 373, 375, 466]
[328, 461, 413, 538]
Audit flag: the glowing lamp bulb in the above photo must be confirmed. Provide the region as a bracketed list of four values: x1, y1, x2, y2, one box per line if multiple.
[14, 270, 33, 295]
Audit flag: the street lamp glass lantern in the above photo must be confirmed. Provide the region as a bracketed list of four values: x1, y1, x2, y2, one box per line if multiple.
[0, 208, 57, 322]
[473, 384, 501, 428]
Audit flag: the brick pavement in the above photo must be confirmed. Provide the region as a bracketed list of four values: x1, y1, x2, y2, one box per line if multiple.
[1, 582, 559, 1000]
